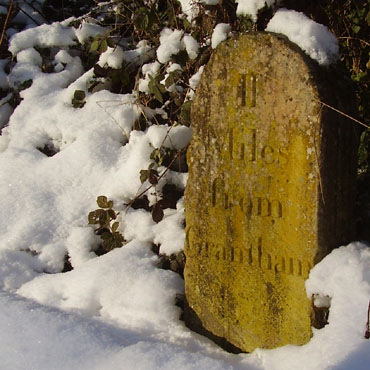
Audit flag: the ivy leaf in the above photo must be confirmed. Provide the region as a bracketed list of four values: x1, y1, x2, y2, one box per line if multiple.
[152, 203, 164, 223]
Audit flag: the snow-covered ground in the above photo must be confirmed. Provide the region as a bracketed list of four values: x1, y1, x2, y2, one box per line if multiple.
[0, 1, 370, 369]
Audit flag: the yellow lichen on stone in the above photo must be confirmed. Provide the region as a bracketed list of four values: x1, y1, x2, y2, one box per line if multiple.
[184, 33, 358, 352]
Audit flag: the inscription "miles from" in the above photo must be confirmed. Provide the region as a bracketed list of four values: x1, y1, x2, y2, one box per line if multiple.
[227, 128, 288, 166]
[186, 229, 312, 279]
[211, 178, 283, 219]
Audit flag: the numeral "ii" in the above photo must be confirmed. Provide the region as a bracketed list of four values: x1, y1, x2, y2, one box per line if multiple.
[238, 73, 257, 107]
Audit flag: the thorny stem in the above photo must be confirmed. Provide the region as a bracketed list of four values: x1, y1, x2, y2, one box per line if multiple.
[338, 37, 370, 47]
[18, 6, 42, 26]
[0, 0, 13, 49]
[125, 147, 184, 210]
[256, 72, 370, 130]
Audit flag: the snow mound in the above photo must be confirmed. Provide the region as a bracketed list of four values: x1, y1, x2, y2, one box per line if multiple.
[17, 241, 183, 330]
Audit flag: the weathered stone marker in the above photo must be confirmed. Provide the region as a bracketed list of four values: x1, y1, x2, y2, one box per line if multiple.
[184, 33, 358, 352]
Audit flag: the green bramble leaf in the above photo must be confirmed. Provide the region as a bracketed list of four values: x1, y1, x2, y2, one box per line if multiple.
[89, 39, 100, 53]
[19, 79, 33, 91]
[179, 100, 192, 126]
[148, 169, 159, 185]
[152, 203, 164, 223]
[111, 221, 119, 233]
[72, 90, 86, 108]
[165, 70, 181, 88]
[140, 169, 149, 183]
[97, 195, 109, 208]
[108, 209, 117, 220]
[88, 210, 100, 225]
[107, 37, 115, 48]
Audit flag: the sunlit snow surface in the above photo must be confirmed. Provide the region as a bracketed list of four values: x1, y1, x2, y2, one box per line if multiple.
[0, 9, 369, 370]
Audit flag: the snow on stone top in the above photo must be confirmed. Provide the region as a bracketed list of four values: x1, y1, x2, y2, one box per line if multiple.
[211, 23, 231, 49]
[266, 9, 339, 65]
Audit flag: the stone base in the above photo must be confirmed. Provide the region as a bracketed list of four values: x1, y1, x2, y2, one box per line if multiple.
[183, 298, 244, 354]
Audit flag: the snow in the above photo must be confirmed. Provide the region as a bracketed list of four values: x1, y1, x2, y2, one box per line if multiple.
[0, 4, 369, 370]
[75, 22, 107, 44]
[153, 199, 186, 255]
[178, 0, 200, 22]
[187, 65, 205, 100]
[99, 46, 125, 69]
[211, 23, 232, 49]
[266, 9, 339, 65]
[184, 34, 200, 59]
[236, 0, 277, 21]
[139, 61, 161, 93]
[9, 20, 76, 55]
[16, 47, 42, 66]
[157, 28, 185, 64]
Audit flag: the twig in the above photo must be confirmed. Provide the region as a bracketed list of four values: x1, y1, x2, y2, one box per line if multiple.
[0, 0, 13, 50]
[125, 148, 184, 210]
[257, 71, 370, 130]
[23, 0, 49, 24]
[96, 100, 130, 141]
[316, 99, 370, 130]
[312, 108, 325, 206]
[338, 36, 370, 47]
[17, 6, 42, 26]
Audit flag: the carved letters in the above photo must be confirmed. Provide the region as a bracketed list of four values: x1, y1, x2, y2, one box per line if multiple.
[186, 227, 312, 279]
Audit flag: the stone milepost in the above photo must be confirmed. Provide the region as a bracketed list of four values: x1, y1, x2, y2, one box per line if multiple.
[184, 33, 358, 352]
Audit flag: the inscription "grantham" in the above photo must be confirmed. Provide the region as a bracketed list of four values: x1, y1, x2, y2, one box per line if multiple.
[186, 228, 311, 279]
